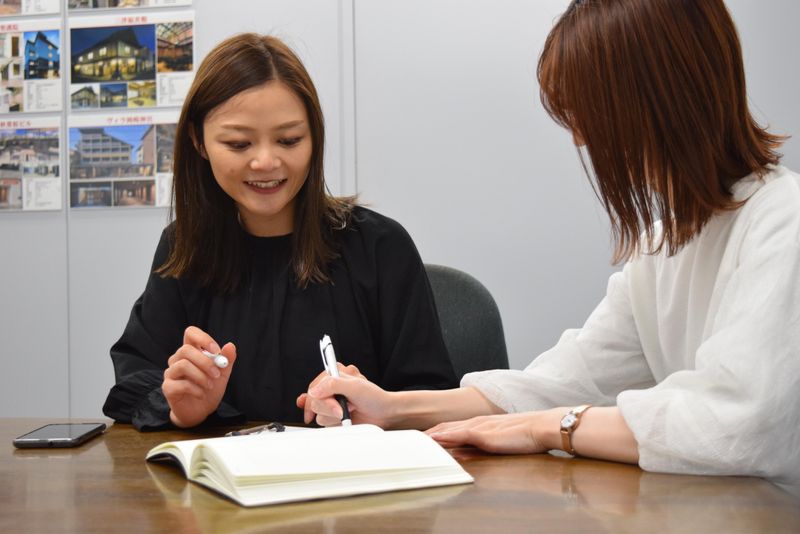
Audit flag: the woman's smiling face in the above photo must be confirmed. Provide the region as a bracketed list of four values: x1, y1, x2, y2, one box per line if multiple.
[200, 80, 313, 237]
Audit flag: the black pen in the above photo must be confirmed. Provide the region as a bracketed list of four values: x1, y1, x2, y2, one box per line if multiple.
[319, 334, 352, 426]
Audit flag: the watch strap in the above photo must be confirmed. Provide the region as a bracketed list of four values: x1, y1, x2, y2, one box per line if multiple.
[560, 404, 592, 456]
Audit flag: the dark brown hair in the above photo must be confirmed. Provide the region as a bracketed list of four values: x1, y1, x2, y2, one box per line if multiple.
[538, 0, 785, 261]
[158, 33, 354, 292]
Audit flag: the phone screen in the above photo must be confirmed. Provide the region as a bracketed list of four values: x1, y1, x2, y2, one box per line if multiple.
[13, 423, 106, 448]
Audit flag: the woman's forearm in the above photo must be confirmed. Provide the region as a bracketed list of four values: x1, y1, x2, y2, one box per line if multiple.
[385, 386, 505, 429]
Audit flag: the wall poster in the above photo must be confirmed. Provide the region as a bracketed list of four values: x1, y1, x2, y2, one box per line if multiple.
[0, 18, 62, 113]
[0, 115, 61, 211]
[69, 11, 194, 111]
[68, 109, 177, 209]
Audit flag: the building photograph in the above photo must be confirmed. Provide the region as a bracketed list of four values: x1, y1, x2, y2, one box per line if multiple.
[156, 123, 175, 173]
[69, 125, 154, 179]
[0, 178, 22, 209]
[71, 84, 99, 109]
[0, 0, 21, 16]
[0, 84, 21, 113]
[0, 31, 21, 61]
[135, 125, 155, 165]
[71, 25, 155, 84]
[113, 179, 154, 206]
[156, 22, 193, 73]
[0, 32, 24, 112]
[0, 128, 59, 179]
[69, 0, 145, 9]
[23, 30, 60, 80]
[127, 81, 155, 107]
[99, 82, 127, 107]
[70, 181, 111, 207]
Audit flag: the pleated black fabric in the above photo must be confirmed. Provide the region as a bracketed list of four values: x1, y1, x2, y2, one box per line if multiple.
[102, 207, 456, 431]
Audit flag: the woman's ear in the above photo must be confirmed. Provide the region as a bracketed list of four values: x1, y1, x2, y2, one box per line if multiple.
[188, 123, 208, 159]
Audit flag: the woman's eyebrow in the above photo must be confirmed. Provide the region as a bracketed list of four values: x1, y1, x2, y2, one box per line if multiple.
[217, 120, 306, 132]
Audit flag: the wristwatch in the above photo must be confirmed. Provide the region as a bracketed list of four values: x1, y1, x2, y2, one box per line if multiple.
[560, 404, 592, 456]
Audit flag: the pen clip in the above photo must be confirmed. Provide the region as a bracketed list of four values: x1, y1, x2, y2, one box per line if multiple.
[264, 422, 285, 433]
[319, 334, 333, 372]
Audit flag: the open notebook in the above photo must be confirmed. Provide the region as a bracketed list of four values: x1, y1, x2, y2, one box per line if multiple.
[146, 424, 473, 507]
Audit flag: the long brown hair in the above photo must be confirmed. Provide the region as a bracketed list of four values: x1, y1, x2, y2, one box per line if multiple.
[538, 0, 785, 261]
[158, 33, 354, 292]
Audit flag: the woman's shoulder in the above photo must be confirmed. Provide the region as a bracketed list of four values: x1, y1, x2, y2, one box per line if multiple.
[333, 205, 422, 269]
[736, 166, 800, 228]
[729, 165, 800, 257]
[742, 165, 800, 206]
[346, 205, 415, 243]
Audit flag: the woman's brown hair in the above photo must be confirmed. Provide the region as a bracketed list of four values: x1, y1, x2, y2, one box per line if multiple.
[538, 0, 785, 261]
[158, 33, 353, 292]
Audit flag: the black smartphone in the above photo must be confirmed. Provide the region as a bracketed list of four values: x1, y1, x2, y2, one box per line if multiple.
[12, 423, 107, 449]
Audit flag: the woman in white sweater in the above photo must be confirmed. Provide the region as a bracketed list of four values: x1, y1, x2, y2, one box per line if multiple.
[298, 0, 800, 494]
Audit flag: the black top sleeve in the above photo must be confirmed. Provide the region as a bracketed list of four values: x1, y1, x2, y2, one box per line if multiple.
[101, 230, 245, 431]
[356, 210, 457, 391]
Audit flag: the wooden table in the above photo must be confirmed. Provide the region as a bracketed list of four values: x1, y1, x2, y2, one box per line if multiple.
[2, 419, 798, 533]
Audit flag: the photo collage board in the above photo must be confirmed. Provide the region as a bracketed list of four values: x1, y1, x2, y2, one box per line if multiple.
[0, 0, 193, 212]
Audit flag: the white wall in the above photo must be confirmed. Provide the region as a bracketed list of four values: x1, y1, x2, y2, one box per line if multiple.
[728, 0, 799, 170]
[0, 211, 69, 415]
[353, 0, 616, 371]
[1, 0, 797, 417]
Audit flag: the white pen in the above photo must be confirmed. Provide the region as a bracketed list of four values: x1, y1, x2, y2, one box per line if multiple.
[319, 334, 352, 426]
[201, 350, 229, 369]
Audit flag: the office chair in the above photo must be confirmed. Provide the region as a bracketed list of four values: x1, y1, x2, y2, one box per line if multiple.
[425, 264, 510, 379]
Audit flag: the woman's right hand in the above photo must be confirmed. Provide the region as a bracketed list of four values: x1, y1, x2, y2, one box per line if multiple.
[162, 326, 237, 428]
[300, 373, 396, 428]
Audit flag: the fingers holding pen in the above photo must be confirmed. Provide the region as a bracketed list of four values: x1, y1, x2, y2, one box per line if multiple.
[161, 368, 207, 400]
[298, 363, 363, 424]
[176, 328, 237, 373]
[166, 330, 238, 395]
[305, 373, 391, 427]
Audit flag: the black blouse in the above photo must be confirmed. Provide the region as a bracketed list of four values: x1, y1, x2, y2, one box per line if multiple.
[102, 207, 456, 430]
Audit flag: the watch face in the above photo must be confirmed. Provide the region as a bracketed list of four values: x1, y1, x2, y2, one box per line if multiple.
[561, 413, 577, 429]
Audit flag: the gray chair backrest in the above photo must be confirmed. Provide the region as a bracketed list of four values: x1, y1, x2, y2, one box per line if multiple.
[425, 264, 509, 379]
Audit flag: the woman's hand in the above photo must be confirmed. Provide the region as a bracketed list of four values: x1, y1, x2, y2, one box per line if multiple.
[425, 407, 639, 464]
[296, 363, 365, 424]
[162, 326, 237, 428]
[297, 372, 395, 427]
[425, 411, 560, 454]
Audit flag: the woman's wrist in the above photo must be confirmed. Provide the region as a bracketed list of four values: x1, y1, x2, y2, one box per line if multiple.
[383, 390, 442, 430]
[536, 407, 569, 452]
[169, 410, 190, 428]
[538, 406, 639, 463]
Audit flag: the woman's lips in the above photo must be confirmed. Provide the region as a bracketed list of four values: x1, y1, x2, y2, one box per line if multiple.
[245, 178, 288, 194]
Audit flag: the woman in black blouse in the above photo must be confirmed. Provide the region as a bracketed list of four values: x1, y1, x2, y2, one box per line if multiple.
[102, 34, 456, 431]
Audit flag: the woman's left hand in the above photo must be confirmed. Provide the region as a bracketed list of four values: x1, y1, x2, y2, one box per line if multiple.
[425, 411, 559, 454]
